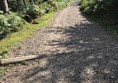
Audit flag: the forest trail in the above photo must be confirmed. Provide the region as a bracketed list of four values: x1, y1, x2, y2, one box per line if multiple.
[1, 1, 118, 83]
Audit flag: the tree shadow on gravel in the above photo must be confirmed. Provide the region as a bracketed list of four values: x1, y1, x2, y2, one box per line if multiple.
[21, 21, 118, 83]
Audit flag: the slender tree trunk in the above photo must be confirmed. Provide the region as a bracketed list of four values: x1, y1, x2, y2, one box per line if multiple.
[2, 0, 9, 13]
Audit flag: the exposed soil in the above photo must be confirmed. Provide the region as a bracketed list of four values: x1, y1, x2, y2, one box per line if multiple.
[0, 1, 118, 83]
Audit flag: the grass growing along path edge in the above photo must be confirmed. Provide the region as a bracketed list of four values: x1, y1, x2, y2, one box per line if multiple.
[0, 0, 74, 58]
[0, 12, 55, 57]
[0, 0, 74, 76]
[0, 11, 60, 77]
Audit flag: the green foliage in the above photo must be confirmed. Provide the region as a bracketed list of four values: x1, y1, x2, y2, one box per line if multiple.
[80, 0, 101, 15]
[0, 15, 8, 38]
[80, 0, 118, 17]
[8, 0, 27, 12]
[7, 14, 24, 31]
[15, 0, 71, 22]
[80, 0, 118, 40]
[8, 0, 70, 13]
[0, 12, 55, 56]
[0, 0, 71, 39]
[0, 0, 72, 58]
[0, 12, 24, 39]
[26, 5, 42, 18]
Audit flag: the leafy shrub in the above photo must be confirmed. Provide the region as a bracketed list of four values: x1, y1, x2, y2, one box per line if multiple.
[80, 0, 118, 17]
[0, 12, 24, 39]
[23, 5, 45, 22]
[26, 5, 42, 19]
[23, 0, 70, 22]
[7, 16, 24, 31]
[80, 0, 101, 15]
[0, 0, 71, 39]
[7, 0, 71, 22]
[39, 0, 70, 13]
[0, 15, 9, 38]
[8, 0, 26, 12]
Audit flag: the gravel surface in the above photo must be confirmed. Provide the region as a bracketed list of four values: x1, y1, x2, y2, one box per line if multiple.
[0, 1, 118, 83]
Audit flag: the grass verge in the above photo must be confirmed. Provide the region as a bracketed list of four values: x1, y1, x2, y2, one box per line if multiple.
[0, 12, 55, 57]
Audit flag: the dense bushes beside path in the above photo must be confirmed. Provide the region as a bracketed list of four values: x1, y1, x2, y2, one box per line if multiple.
[80, 0, 118, 17]
[0, 12, 24, 39]
[8, 0, 70, 21]
[0, 0, 71, 39]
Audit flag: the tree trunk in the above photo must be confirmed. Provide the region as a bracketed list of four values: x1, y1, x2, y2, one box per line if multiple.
[2, 0, 9, 13]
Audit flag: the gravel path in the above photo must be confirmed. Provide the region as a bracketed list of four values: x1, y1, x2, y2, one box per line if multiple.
[0, 1, 118, 83]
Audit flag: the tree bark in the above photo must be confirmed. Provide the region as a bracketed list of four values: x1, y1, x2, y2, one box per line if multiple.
[2, 0, 9, 13]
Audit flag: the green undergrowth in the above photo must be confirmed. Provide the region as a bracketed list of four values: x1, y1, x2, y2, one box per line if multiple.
[0, 12, 55, 57]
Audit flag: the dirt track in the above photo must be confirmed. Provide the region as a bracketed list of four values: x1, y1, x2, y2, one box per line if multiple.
[0, 1, 118, 83]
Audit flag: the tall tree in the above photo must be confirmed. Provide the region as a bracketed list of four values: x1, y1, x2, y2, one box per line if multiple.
[1, 0, 9, 13]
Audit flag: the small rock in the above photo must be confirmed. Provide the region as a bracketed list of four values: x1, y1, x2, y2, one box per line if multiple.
[110, 75, 115, 79]
[104, 68, 111, 74]
[79, 40, 84, 43]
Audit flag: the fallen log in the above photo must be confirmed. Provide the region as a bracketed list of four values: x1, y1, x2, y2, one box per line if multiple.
[0, 55, 40, 65]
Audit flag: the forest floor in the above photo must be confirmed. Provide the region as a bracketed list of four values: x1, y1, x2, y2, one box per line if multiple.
[0, 0, 118, 83]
